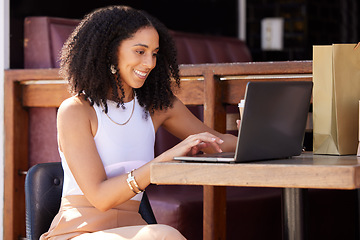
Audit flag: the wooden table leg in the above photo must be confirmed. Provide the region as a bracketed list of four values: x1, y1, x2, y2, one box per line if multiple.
[203, 185, 227, 240]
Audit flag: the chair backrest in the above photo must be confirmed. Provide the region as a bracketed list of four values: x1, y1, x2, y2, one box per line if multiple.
[170, 30, 252, 64]
[24, 17, 252, 69]
[25, 162, 156, 240]
[24, 17, 81, 68]
[25, 162, 63, 240]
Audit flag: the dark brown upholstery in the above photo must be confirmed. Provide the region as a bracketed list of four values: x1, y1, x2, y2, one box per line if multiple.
[171, 30, 252, 64]
[24, 17, 80, 69]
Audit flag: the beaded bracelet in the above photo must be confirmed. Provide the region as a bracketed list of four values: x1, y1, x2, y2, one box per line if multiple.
[126, 169, 144, 194]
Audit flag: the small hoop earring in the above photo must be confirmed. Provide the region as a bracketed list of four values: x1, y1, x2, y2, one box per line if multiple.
[110, 65, 117, 74]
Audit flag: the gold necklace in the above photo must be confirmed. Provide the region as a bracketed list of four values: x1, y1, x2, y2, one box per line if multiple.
[104, 99, 135, 125]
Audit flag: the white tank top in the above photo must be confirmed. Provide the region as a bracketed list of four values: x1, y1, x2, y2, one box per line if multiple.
[61, 96, 155, 201]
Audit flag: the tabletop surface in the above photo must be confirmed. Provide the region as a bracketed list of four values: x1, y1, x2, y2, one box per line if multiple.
[150, 153, 360, 189]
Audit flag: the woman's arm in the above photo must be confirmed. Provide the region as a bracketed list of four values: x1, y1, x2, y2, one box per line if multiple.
[153, 97, 238, 154]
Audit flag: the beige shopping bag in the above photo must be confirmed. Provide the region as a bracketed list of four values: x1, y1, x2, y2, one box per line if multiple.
[313, 44, 360, 155]
[358, 101, 360, 156]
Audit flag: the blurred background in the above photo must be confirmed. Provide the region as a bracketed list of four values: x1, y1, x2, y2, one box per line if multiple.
[9, 0, 359, 68]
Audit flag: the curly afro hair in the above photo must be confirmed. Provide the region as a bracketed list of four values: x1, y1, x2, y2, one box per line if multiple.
[60, 5, 180, 114]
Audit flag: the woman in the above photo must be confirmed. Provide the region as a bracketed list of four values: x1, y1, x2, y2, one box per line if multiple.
[41, 5, 237, 240]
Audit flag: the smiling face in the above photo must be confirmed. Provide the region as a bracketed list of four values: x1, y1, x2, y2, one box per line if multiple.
[116, 26, 159, 101]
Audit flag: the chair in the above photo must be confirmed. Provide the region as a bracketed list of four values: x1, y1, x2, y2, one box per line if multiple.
[25, 162, 157, 240]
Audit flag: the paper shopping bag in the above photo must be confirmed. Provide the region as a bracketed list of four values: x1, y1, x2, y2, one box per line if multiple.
[313, 44, 360, 155]
[358, 101, 360, 156]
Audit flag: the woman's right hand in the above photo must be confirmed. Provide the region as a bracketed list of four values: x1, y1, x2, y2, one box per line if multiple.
[160, 132, 224, 162]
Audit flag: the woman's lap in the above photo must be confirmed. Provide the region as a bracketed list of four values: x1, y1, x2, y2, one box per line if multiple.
[41, 196, 186, 240]
[72, 224, 186, 240]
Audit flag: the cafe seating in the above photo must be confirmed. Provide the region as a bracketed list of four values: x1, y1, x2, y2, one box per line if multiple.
[23, 16, 285, 240]
[25, 162, 157, 240]
[16, 16, 358, 239]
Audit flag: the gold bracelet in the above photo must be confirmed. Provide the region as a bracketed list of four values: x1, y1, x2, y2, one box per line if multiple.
[131, 170, 144, 193]
[126, 171, 138, 194]
[126, 170, 144, 194]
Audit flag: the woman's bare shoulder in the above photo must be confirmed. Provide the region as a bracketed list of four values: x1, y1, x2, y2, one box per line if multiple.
[59, 95, 89, 109]
[58, 95, 92, 115]
[57, 95, 96, 127]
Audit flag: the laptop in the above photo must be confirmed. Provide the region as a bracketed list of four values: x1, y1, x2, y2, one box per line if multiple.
[174, 81, 313, 163]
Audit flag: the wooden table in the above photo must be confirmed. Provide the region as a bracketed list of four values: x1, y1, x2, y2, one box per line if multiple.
[150, 153, 360, 240]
